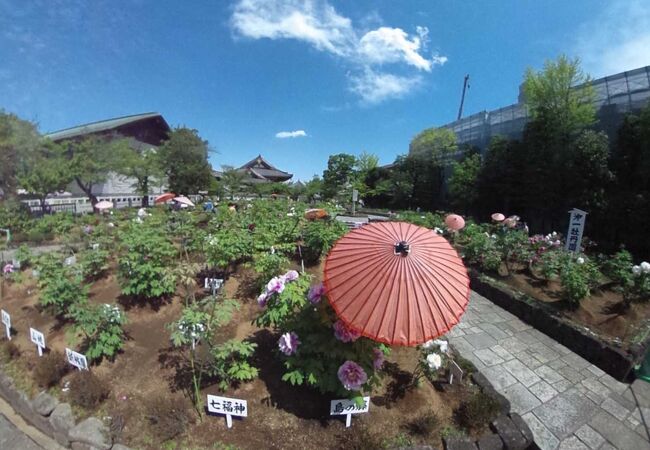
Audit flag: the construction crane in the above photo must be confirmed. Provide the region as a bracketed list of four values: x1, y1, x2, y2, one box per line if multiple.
[457, 74, 470, 121]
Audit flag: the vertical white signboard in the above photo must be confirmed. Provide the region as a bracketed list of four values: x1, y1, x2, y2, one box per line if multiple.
[207, 394, 248, 428]
[1, 309, 10, 340]
[30, 327, 46, 356]
[330, 397, 370, 427]
[565, 208, 587, 253]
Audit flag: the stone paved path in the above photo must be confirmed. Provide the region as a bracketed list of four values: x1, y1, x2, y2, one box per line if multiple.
[445, 291, 650, 450]
[0, 414, 43, 450]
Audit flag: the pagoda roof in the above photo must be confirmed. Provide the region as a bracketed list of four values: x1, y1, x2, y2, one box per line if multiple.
[238, 154, 292, 180]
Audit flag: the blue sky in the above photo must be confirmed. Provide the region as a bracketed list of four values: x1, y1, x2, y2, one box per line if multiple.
[1, 0, 649, 181]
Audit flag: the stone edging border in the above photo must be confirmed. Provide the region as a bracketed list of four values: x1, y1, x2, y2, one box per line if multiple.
[441, 356, 537, 450]
[469, 270, 650, 381]
[0, 371, 130, 450]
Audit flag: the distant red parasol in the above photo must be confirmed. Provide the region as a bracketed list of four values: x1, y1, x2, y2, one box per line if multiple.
[154, 193, 175, 204]
[445, 214, 465, 231]
[304, 208, 329, 220]
[491, 213, 505, 222]
[324, 221, 470, 346]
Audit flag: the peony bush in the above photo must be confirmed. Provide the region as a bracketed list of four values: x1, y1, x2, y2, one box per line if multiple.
[255, 270, 388, 398]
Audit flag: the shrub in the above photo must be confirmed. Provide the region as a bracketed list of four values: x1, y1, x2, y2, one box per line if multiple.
[69, 303, 127, 362]
[118, 226, 176, 300]
[405, 411, 440, 436]
[27, 229, 52, 244]
[204, 225, 253, 270]
[455, 391, 500, 431]
[144, 394, 191, 443]
[68, 371, 110, 409]
[207, 339, 258, 391]
[559, 256, 601, 306]
[13, 244, 33, 268]
[247, 252, 290, 290]
[2, 341, 21, 359]
[33, 351, 68, 388]
[302, 219, 347, 261]
[600, 249, 633, 288]
[39, 268, 88, 317]
[78, 247, 110, 280]
[462, 232, 501, 273]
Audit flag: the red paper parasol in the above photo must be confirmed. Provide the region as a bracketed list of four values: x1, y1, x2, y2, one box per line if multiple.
[304, 208, 329, 220]
[154, 193, 175, 204]
[324, 221, 470, 346]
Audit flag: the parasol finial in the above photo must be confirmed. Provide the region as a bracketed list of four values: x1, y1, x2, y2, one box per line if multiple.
[394, 241, 410, 256]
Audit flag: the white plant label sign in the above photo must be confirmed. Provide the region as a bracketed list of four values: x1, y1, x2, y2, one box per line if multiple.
[330, 396, 370, 427]
[30, 327, 46, 356]
[65, 348, 88, 371]
[565, 208, 587, 253]
[1, 309, 10, 340]
[204, 278, 224, 291]
[207, 394, 248, 428]
[449, 360, 464, 385]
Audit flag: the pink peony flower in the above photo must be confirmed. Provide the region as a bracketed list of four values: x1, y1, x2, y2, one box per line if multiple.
[257, 292, 268, 307]
[283, 270, 299, 282]
[278, 332, 300, 355]
[3, 263, 14, 274]
[333, 320, 361, 343]
[308, 283, 326, 304]
[337, 361, 368, 391]
[372, 348, 385, 370]
[266, 277, 285, 294]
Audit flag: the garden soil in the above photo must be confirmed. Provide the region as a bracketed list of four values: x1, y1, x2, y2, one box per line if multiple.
[1, 261, 476, 450]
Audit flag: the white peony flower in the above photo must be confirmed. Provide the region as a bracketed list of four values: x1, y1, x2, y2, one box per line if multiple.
[426, 353, 442, 370]
[576, 257, 585, 264]
[422, 340, 436, 350]
[641, 262, 650, 274]
[433, 339, 449, 353]
[633, 265, 642, 276]
[434, 227, 443, 235]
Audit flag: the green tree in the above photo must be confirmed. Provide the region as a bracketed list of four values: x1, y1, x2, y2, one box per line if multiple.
[304, 176, 323, 203]
[322, 153, 357, 199]
[17, 140, 73, 213]
[448, 153, 481, 214]
[115, 144, 164, 207]
[522, 55, 596, 138]
[159, 127, 213, 194]
[0, 111, 41, 198]
[63, 136, 128, 207]
[220, 165, 247, 200]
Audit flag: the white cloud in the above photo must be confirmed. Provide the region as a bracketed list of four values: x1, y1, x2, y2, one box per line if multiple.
[275, 130, 308, 138]
[349, 69, 422, 105]
[574, 0, 650, 77]
[231, 0, 355, 56]
[230, 0, 446, 104]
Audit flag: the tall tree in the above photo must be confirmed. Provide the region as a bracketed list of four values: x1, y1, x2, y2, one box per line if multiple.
[322, 153, 357, 200]
[115, 143, 164, 207]
[63, 136, 127, 207]
[448, 153, 481, 214]
[17, 140, 73, 213]
[220, 165, 247, 200]
[0, 111, 41, 198]
[304, 176, 323, 203]
[159, 127, 213, 194]
[522, 54, 596, 139]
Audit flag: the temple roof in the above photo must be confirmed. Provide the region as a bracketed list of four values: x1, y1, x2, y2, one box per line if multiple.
[238, 154, 292, 181]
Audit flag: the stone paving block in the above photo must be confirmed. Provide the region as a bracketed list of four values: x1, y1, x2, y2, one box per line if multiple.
[601, 397, 632, 421]
[598, 374, 629, 395]
[536, 365, 565, 385]
[608, 391, 636, 412]
[474, 348, 505, 367]
[573, 424, 605, 449]
[462, 352, 487, 371]
[464, 332, 498, 350]
[482, 365, 518, 390]
[501, 383, 541, 414]
[514, 351, 543, 370]
[481, 312, 503, 323]
[495, 310, 519, 322]
[636, 422, 650, 440]
[632, 379, 650, 406]
[468, 326, 483, 334]
[529, 380, 559, 403]
[589, 411, 650, 450]
[553, 379, 573, 393]
[503, 359, 541, 387]
[560, 353, 592, 370]
[479, 323, 510, 340]
[551, 342, 573, 355]
[450, 336, 476, 354]
[522, 411, 559, 450]
[499, 337, 530, 354]
[548, 358, 568, 370]
[514, 330, 541, 345]
[447, 327, 466, 338]
[557, 366, 586, 384]
[581, 378, 610, 396]
[490, 415, 527, 450]
[585, 364, 606, 378]
[583, 389, 605, 406]
[506, 320, 531, 332]
[476, 433, 504, 450]
[490, 345, 514, 361]
[532, 388, 598, 439]
[558, 435, 589, 449]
